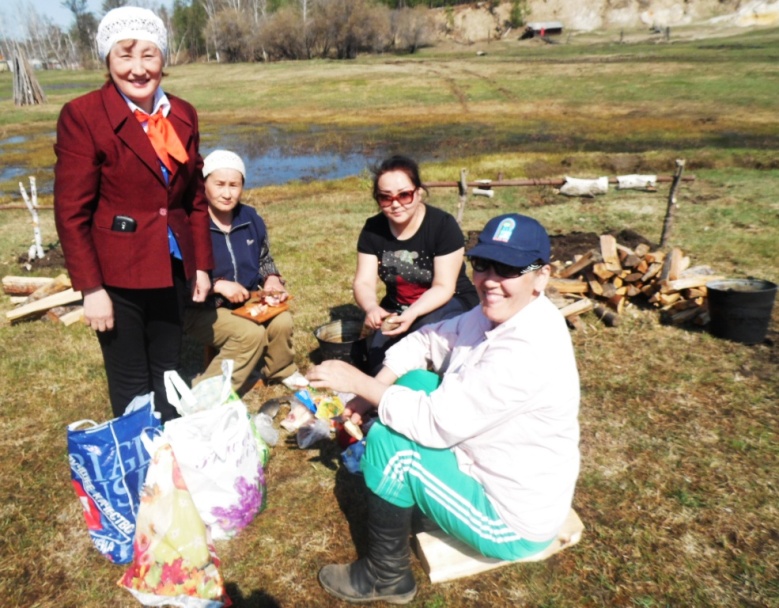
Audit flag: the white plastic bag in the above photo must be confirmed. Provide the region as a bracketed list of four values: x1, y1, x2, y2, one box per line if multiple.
[163, 401, 265, 540]
[617, 174, 657, 190]
[559, 176, 609, 197]
[164, 360, 238, 417]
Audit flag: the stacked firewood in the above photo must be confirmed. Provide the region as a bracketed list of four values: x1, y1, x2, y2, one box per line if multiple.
[546, 235, 723, 329]
[2, 274, 84, 325]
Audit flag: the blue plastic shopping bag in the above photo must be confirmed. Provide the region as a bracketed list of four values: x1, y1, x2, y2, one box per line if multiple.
[67, 397, 161, 563]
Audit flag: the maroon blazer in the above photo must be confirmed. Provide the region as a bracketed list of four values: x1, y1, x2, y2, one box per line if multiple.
[54, 81, 213, 292]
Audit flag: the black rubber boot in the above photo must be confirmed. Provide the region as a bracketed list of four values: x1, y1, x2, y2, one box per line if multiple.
[319, 492, 417, 604]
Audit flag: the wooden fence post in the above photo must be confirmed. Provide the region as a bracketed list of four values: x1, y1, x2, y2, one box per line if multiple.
[455, 168, 468, 226]
[660, 159, 686, 248]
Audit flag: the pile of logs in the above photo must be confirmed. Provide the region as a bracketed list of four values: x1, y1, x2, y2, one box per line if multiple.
[3, 274, 84, 325]
[546, 234, 723, 329]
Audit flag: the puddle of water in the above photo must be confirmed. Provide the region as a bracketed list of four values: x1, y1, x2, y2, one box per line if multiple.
[0, 135, 28, 146]
[205, 125, 392, 187]
[0, 167, 28, 182]
[4, 122, 778, 199]
[242, 149, 370, 187]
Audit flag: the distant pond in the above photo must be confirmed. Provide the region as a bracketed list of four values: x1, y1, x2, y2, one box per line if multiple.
[1, 124, 455, 199]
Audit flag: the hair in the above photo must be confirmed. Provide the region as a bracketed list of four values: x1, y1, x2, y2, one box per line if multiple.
[371, 155, 428, 203]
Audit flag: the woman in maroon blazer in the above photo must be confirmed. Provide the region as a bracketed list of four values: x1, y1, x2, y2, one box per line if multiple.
[54, 7, 213, 422]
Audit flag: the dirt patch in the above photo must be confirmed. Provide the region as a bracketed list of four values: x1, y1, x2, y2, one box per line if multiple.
[18, 244, 66, 270]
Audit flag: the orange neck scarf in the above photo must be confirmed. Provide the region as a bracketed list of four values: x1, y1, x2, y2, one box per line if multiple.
[134, 109, 189, 172]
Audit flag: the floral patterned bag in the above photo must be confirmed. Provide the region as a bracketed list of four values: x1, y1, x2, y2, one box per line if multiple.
[119, 434, 230, 607]
[163, 401, 265, 540]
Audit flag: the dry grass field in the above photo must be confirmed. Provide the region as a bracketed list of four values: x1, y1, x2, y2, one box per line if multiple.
[0, 23, 777, 608]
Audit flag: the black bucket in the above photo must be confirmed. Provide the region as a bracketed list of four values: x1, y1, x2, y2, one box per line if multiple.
[314, 320, 371, 369]
[707, 278, 777, 345]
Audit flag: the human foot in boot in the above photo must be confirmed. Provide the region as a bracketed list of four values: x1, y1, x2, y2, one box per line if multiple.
[319, 559, 416, 604]
[319, 493, 417, 604]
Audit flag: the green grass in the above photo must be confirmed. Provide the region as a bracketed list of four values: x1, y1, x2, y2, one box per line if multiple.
[1, 24, 778, 608]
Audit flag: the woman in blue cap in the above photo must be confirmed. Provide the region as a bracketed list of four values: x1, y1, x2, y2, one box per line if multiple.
[308, 213, 580, 604]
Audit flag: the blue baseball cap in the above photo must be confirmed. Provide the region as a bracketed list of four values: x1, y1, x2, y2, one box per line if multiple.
[467, 214, 550, 267]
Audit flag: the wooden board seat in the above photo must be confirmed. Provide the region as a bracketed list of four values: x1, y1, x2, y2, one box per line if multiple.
[413, 508, 584, 584]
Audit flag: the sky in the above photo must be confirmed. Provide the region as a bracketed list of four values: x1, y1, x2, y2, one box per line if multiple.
[6, 0, 173, 33]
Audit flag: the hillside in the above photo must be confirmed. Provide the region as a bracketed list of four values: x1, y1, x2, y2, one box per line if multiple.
[441, 0, 779, 43]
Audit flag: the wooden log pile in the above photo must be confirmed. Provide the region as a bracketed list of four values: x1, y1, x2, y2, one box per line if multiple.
[547, 235, 723, 329]
[2, 274, 84, 325]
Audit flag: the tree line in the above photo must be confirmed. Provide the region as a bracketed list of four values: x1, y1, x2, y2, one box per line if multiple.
[1, 0, 527, 68]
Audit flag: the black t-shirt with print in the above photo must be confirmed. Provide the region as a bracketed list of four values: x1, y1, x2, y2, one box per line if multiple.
[357, 205, 478, 311]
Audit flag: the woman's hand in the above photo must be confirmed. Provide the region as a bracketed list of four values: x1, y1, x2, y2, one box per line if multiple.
[307, 359, 365, 394]
[307, 361, 393, 414]
[381, 310, 415, 336]
[263, 274, 287, 296]
[364, 305, 390, 331]
[83, 287, 114, 332]
[342, 395, 375, 427]
[192, 270, 211, 303]
[213, 279, 249, 304]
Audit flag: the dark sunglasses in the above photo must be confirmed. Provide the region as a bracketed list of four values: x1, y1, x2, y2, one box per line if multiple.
[469, 257, 542, 278]
[377, 189, 416, 207]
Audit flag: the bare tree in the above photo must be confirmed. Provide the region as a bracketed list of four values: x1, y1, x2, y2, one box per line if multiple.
[393, 5, 436, 53]
[63, 0, 98, 66]
[315, 0, 389, 59]
[101, 0, 128, 13]
[205, 8, 252, 62]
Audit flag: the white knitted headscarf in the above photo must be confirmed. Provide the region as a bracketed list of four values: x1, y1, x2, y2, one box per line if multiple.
[97, 7, 168, 61]
[203, 150, 246, 179]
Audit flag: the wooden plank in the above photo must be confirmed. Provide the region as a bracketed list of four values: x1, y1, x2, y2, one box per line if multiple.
[2, 275, 55, 295]
[584, 271, 603, 296]
[600, 235, 622, 272]
[663, 248, 684, 281]
[645, 250, 666, 264]
[621, 254, 642, 269]
[660, 275, 725, 293]
[624, 272, 644, 283]
[592, 262, 615, 282]
[634, 243, 651, 258]
[625, 284, 642, 298]
[6, 288, 82, 322]
[22, 273, 71, 303]
[607, 294, 625, 313]
[641, 262, 664, 283]
[547, 278, 589, 294]
[414, 509, 584, 584]
[615, 243, 635, 258]
[601, 282, 617, 299]
[559, 298, 593, 318]
[683, 287, 707, 299]
[557, 250, 596, 279]
[46, 305, 85, 326]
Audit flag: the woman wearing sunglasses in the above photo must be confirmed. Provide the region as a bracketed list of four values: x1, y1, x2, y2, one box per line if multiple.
[354, 155, 478, 375]
[307, 213, 579, 604]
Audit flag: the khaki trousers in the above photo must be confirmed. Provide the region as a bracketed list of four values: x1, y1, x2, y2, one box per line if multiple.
[184, 306, 297, 393]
